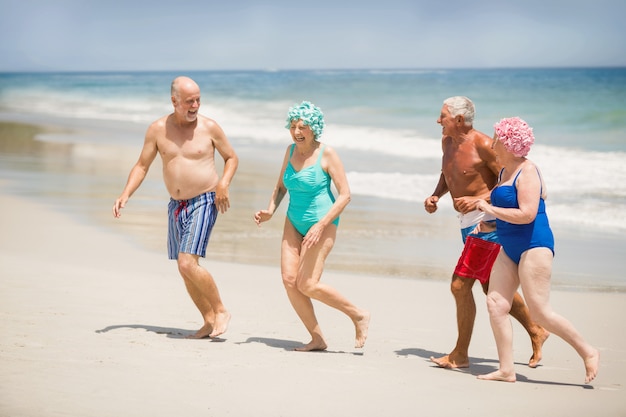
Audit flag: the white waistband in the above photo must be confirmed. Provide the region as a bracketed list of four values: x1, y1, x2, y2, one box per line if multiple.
[458, 210, 495, 229]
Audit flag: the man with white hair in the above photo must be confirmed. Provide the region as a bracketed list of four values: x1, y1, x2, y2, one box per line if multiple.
[423, 96, 548, 369]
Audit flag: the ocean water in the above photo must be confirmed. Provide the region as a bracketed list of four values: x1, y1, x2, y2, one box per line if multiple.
[1, 68, 625, 231]
[1, 68, 625, 289]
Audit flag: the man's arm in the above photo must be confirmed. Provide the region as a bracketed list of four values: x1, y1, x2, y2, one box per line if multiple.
[211, 120, 239, 214]
[477, 133, 501, 198]
[112, 126, 159, 218]
[424, 172, 449, 213]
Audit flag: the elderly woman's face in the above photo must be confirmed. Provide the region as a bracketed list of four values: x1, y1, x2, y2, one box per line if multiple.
[289, 119, 315, 143]
[491, 134, 506, 160]
[492, 133, 504, 150]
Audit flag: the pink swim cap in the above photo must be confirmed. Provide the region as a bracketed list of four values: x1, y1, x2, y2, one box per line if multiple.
[493, 117, 535, 157]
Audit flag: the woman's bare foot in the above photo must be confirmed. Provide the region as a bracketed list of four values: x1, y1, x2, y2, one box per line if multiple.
[477, 370, 516, 382]
[295, 340, 328, 352]
[430, 353, 469, 369]
[528, 328, 550, 368]
[354, 311, 370, 348]
[187, 322, 213, 339]
[209, 311, 231, 338]
[584, 348, 600, 384]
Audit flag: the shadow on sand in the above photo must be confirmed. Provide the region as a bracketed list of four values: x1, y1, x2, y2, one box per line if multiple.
[95, 324, 226, 342]
[395, 347, 592, 389]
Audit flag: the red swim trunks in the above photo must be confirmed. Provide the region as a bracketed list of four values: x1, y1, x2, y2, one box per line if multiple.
[454, 235, 501, 284]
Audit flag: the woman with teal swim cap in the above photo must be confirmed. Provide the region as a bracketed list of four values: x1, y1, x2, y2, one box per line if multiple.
[254, 101, 370, 351]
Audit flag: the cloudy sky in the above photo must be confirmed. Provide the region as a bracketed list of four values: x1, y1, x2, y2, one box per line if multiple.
[1, 0, 625, 72]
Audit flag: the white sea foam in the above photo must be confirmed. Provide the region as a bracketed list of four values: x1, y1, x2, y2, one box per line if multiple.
[343, 148, 626, 233]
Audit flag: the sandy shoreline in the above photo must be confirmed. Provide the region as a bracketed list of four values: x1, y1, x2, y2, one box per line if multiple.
[1, 182, 626, 416]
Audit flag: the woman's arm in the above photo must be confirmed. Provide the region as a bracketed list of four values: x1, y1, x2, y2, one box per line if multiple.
[477, 163, 542, 225]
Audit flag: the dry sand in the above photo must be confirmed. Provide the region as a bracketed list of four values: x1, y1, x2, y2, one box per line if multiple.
[1, 191, 625, 417]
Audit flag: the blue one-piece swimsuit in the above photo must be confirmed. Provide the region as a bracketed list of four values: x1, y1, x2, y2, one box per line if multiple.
[283, 144, 339, 236]
[491, 168, 555, 264]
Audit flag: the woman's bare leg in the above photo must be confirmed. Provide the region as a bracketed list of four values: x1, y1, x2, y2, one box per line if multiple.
[296, 225, 370, 348]
[518, 249, 599, 384]
[478, 252, 519, 382]
[281, 220, 327, 351]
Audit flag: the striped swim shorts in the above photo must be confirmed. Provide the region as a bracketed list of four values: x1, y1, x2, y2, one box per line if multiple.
[167, 192, 217, 260]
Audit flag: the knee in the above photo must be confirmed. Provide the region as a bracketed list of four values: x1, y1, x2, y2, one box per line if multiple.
[281, 273, 297, 291]
[177, 254, 196, 277]
[295, 278, 315, 297]
[450, 277, 472, 298]
[485, 293, 511, 319]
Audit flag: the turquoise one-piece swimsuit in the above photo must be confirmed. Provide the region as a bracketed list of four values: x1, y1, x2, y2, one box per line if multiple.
[283, 144, 339, 236]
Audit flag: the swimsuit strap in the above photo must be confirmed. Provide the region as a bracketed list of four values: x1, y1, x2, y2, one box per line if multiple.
[316, 144, 325, 165]
[512, 169, 523, 187]
[289, 143, 325, 167]
[535, 166, 544, 197]
[497, 168, 505, 184]
[512, 166, 545, 197]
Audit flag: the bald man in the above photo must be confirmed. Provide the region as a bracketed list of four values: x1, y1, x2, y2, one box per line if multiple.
[114, 76, 238, 339]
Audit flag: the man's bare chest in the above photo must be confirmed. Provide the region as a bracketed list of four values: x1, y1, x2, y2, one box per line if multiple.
[158, 135, 215, 161]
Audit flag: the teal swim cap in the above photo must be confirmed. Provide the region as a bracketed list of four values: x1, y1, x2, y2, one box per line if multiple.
[285, 101, 325, 140]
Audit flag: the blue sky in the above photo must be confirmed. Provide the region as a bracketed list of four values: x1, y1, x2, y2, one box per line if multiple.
[1, 0, 625, 72]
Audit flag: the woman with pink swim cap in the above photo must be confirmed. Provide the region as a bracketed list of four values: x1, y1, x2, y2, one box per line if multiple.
[476, 117, 600, 384]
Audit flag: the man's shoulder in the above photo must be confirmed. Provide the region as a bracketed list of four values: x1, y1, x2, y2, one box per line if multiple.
[143, 116, 169, 140]
[148, 114, 170, 130]
[469, 129, 492, 143]
[197, 115, 226, 139]
[442, 129, 490, 151]
[197, 114, 219, 127]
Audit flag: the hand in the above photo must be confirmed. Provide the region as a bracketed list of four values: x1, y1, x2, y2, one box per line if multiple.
[453, 196, 478, 214]
[476, 199, 491, 214]
[215, 183, 231, 214]
[475, 220, 496, 233]
[112, 196, 127, 218]
[254, 209, 273, 226]
[424, 196, 439, 213]
[302, 222, 324, 249]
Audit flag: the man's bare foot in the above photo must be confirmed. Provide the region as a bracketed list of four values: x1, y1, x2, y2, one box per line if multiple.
[584, 348, 600, 384]
[528, 328, 550, 368]
[354, 311, 370, 348]
[209, 311, 231, 338]
[430, 354, 469, 369]
[187, 322, 213, 339]
[295, 340, 328, 352]
[477, 370, 516, 382]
